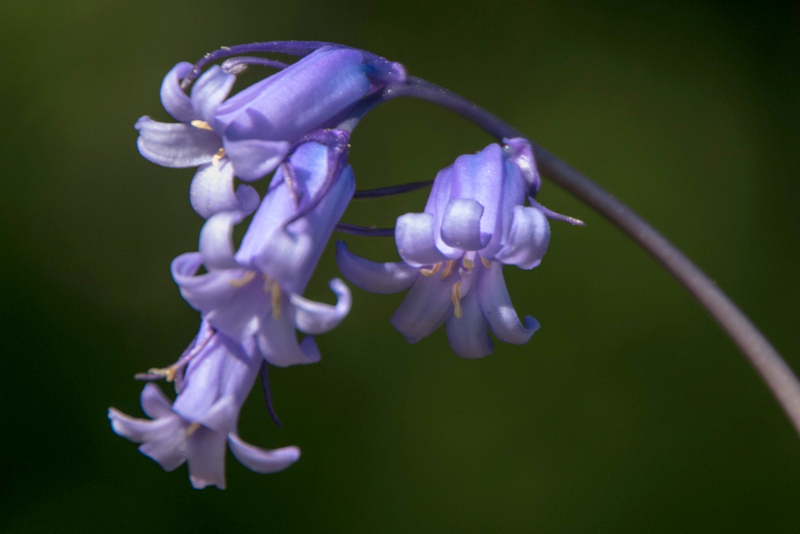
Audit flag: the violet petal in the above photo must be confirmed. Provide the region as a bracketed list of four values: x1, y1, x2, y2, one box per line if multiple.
[187, 426, 228, 490]
[335, 241, 418, 294]
[223, 138, 290, 182]
[440, 198, 489, 251]
[445, 287, 493, 359]
[135, 116, 221, 168]
[290, 278, 351, 335]
[190, 66, 236, 128]
[477, 261, 539, 344]
[494, 206, 550, 269]
[160, 62, 197, 123]
[228, 434, 300, 474]
[395, 212, 447, 267]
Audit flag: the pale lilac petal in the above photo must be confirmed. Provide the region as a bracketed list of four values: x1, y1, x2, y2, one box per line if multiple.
[191, 66, 236, 127]
[236, 146, 355, 293]
[216, 48, 369, 142]
[440, 198, 489, 251]
[290, 278, 351, 335]
[198, 211, 246, 271]
[503, 137, 540, 194]
[139, 432, 188, 472]
[445, 288, 493, 359]
[390, 274, 455, 343]
[171, 254, 263, 341]
[171, 336, 227, 420]
[395, 212, 447, 267]
[160, 61, 196, 123]
[494, 206, 550, 269]
[187, 426, 228, 489]
[447, 144, 505, 254]
[256, 306, 321, 367]
[335, 241, 418, 294]
[196, 396, 238, 435]
[135, 116, 221, 168]
[216, 336, 262, 406]
[140, 382, 173, 419]
[228, 434, 300, 474]
[223, 138, 290, 182]
[108, 407, 181, 443]
[477, 261, 539, 344]
[189, 162, 259, 219]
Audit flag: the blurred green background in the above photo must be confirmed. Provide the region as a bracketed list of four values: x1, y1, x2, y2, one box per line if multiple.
[1, 0, 799, 532]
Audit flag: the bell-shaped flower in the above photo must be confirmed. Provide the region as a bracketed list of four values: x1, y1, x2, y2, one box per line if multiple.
[172, 139, 354, 367]
[108, 324, 300, 489]
[135, 47, 377, 218]
[336, 139, 550, 359]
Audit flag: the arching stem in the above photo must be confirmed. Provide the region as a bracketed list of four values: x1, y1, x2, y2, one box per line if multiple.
[375, 76, 800, 438]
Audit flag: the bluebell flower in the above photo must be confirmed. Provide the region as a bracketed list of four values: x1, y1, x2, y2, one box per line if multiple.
[108, 323, 300, 489]
[336, 139, 550, 359]
[135, 47, 373, 217]
[172, 138, 354, 367]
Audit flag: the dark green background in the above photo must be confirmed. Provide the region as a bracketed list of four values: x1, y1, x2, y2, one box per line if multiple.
[2, 0, 799, 532]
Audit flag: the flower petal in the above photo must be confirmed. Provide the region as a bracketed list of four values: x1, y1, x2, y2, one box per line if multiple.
[390, 274, 455, 343]
[215, 48, 369, 142]
[198, 210, 246, 271]
[395, 212, 447, 267]
[140, 382, 174, 419]
[190, 161, 259, 219]
[171, 253, 264, 341]
[494, 206, 550, 269]
[335, 241, 418, 294]
[228, 434, 300, 474]
[108, 407, 181, 443]
[503, 137, 540, 195]
[187, 425, 228, 489]
[440, 198, 489, 251]
[477, 261, 539, 344]
[222, 138, 290, 182]
[138, 432, 188, 472]
[235, 144, 355, 294]
[190, 65, 236, 127]
[447, 144, 506, 254]
[196, 395, 239, 435]
[160, 61, 197, 123]
[256, 306, 321, 367]
[135, 116, 221, 168]
[290, 278, 351, 335]
[171, 335, 228, 421]
[445, 287, 493, 359]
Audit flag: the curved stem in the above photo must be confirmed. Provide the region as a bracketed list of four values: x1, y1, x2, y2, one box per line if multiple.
[381, 76, 800, 437]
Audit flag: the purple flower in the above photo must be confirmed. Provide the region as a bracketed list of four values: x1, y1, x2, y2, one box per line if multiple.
[108, 324, 300, 489]
[336, 139, 550, 359]
[172, 139, 355, 367]
[135, 47, 373, 217]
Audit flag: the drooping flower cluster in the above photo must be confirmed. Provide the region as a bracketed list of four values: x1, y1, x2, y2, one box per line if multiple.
[111, 41, 573, 489]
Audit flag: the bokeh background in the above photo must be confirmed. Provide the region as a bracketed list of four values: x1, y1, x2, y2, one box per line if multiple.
[2, 0, 799, 532]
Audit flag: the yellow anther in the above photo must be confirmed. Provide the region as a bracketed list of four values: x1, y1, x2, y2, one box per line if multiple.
[420, 262, 441, 277]
[451, 281, 463, 319]
[441, 260, 457, 279]
[146, 365, 179, 382]
[262, 274, 272, 293]
[186, 423, 201, 436]
[271, 281, 282, 320]
[190, 120, 213, 131]
[462, 257, 474, 272]
[481, 256, 491, 269]
[211, 147, 226, 167]
[229, 271, 256, 288]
